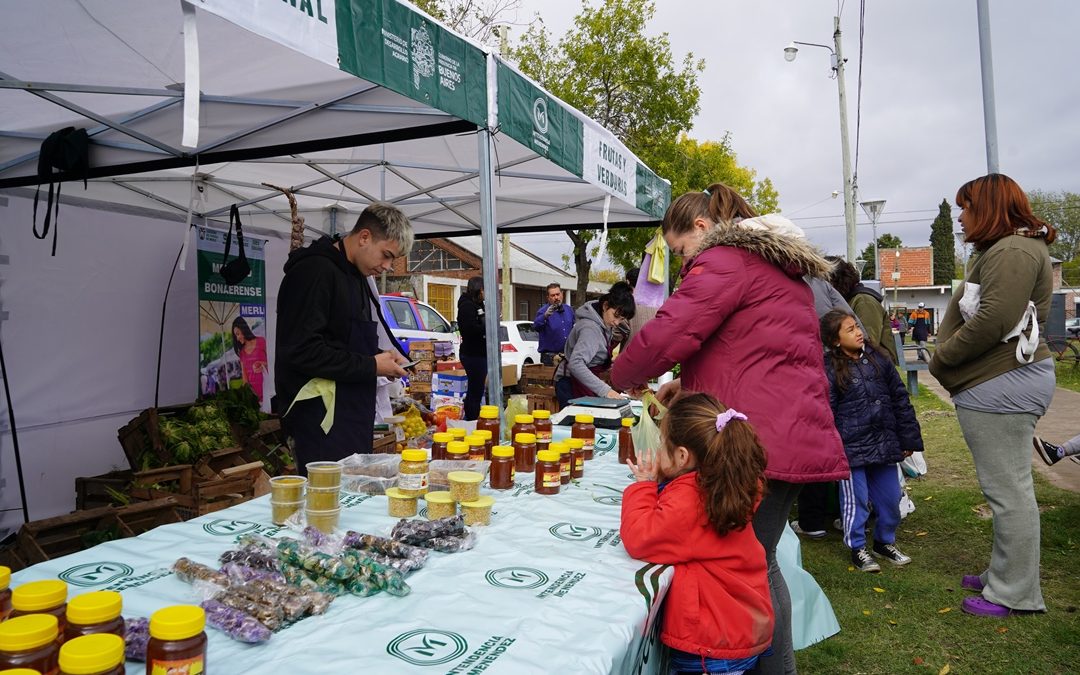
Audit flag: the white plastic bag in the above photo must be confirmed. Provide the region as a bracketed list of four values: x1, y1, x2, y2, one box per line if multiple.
[630, 392, 667, 463]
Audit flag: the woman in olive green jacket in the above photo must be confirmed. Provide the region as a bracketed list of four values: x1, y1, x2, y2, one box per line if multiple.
[929, 174, 1056, 618]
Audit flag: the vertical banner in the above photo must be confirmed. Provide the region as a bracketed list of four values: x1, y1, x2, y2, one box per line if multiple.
[196, 228, 269, 405]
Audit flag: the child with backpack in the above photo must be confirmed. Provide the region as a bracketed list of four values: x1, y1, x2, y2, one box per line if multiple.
[621, 393, 773, 673]
[821, 309, 925, 573]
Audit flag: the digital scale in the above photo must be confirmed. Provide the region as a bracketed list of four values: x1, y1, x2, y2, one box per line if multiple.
[551, 396, 636, 430]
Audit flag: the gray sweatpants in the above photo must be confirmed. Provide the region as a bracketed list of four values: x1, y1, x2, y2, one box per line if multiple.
[747, 480, 802, 675]
[955, 406, 1046, 611]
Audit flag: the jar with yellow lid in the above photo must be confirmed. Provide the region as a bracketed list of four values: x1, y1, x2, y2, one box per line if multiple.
[572, 414, 596, 460]
[10, 580, 68, 640]
[384, 487, 418, 518]
[447, 427, 467, 441]
[532, 409, 552, 447]
[424, 492, 456, 520]
[550, 441, 571, 485]
[146, 606, 206, 675]
[511, 414, 535, 444]
[619, 417, 636, 465]
[0, 566, 10, 622]
[513, 433, 537, 473]
[474, 429, 493, 460]
[488, 446, 515, 490]
[567, 438, 586, 479]
[460, 496, 495, 526]
[445, 440, 469, 461]
[430, 432, 452, 461]
[64, 592, 123, 642]
[476, 406, 500, 443]
[0, 614, 59, 673]
[58, 633, 125, 675]
[534, 450, 561, 495]
[397, 449, 429, 497]
[463, 435, 486, 462]
[447, 471, 483, 503]
[0, 668, 44, 674]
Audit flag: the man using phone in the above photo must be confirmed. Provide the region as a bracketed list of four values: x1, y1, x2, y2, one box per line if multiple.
[534, 282, 575, 366]
[273, 203, 412, 469]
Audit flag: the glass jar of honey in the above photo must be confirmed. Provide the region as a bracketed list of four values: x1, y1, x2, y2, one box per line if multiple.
[464, 435, 487, 462]
[572, 414, 596, 460]
[64, 591, 124, 642]
[489, 446, 516, 490]
[146, 606, 206, 675]
[476, 406, 501, 443]
[618, 417, 636, 465]
[532, 410, 552, 453]
[513, 433, 537, 474]
[445, 440, 469, 462]
[567, 438, 586, 479]
[430, 432, 452, 461]
[534, 450, 561, 495]
[0, 614, 59, 673]
[474, 429, 494, 460]
[10, 580, 68, 641]
[511, 415, 535, 444]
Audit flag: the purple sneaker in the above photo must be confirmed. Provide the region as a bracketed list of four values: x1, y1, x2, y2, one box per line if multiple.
[962, 596, 1011, 618]
[961, 575, 984, 592]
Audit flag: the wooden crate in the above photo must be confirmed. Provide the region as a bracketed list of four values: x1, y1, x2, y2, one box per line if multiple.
[113, 498, 184, 537]
[78, 462, 259, 521]
[75, 470, 134, 511]
[521, 364, 557, 388]
[373, 432, 398, 454]
[526, 393, 560, 414]
[241, 418, 294, 476]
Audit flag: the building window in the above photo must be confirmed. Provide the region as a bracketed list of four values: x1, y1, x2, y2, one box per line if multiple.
[408, 240, 470, 272]
[427, 283, 455, 322]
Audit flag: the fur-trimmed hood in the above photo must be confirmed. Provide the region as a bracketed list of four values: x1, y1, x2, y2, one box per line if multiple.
[689, 219, 834, 280]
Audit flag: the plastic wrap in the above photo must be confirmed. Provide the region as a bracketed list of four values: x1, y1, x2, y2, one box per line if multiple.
[213, 589, 285, 631]
[415, 531, 478, 553]
[429, 460, 489, 491]
[219, 547, 280, 573]
[301, 525, 337, 551]
[276, 538, 357, 581]
[247, 578, 334, 616]
[364, 551, 424, 574]
[341, 551, 411, 597]
[219, 562, 286, 585]
[340, 453, 403, 494]
[391, 514, 466, 544]
[201, 599, 273, 644]
[124, 617, 149, 662]
[280, 565, 348, 597]
[173, 557, 230, 587]
[342, 532, 429, 568]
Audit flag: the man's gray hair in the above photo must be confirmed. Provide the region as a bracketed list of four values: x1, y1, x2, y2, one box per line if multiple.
[353, 202, 414, 256]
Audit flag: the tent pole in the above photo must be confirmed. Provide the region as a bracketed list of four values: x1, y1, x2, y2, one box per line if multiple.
[477, 128, 502, 411]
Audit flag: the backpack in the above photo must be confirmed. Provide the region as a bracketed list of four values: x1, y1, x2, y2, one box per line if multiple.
[33, 127, 90, 256]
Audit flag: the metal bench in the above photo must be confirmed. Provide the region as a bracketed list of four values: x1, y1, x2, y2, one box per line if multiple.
[894, 333, 928, 396]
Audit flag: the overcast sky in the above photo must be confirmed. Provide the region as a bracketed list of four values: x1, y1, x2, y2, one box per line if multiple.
[506, 0, 1079, 270]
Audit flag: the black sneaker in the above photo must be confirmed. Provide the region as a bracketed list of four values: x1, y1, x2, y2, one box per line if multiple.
[1033, 436, 1064, 466]
[872, 541, 912, 566]
[851, 547, 881, 573]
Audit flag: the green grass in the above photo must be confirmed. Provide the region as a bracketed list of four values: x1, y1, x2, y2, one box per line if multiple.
[793, 389, 1080, 674]
[1055, 358, 1080, 393]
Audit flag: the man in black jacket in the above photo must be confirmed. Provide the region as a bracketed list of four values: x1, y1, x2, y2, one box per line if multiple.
[273, 203, 412, 470]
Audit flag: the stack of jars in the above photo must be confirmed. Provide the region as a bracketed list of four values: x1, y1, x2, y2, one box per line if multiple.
[385, 449, 429, 518]
[423, 470, 492, 526]
[269, 474, 307, 525]
[304, 461, 343, 533]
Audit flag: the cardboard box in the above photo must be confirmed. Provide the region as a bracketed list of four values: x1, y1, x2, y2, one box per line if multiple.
[433, 371, 468, 395]
[502, 364, 519, 388]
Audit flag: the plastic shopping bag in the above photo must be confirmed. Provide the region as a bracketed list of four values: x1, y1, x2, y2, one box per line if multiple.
[630, 391, 668, 464]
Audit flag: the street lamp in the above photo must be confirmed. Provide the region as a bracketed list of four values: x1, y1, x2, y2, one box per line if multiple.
[784, 16, 857, 264]
[892, 249, 901, 309]
[860, 199, 886, 282]
[854, 259, 867, 277]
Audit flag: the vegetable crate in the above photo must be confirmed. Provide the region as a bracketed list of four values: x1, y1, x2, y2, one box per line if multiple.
[14, 499, 182, 566]
[525, 393, 559, 414]
[117, 404, 196, 470]
[373, 432, 398, 454]
[241, 418, 295, 476]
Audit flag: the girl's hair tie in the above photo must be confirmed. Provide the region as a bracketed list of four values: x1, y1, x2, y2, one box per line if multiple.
[716, 409, 748, 431]
[702, 188, 711, 196]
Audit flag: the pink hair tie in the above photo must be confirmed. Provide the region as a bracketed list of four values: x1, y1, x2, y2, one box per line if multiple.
[716, 409, 748, 432]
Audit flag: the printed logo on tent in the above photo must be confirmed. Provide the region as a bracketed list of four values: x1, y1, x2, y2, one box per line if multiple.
[59, 562, 134, 588]
[387, 629, 468, 666]
[532, 97, 549, 134]
[411, 25, 436, 90]
[202, 519, 261, 536]
[548, 522, 603, 542]
[485, 567, 550, 590]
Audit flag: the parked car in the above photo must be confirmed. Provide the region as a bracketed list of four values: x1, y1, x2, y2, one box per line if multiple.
[379, 294, 459, 356]
[1067, 317, 1080, 337]
[499, 320, 541, 379]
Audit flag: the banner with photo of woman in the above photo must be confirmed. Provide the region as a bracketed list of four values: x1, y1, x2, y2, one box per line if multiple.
[196, 227, 268, 405]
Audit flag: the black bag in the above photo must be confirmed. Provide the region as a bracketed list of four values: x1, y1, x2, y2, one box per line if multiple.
[33, 127, 90, 256]
[220, 204, 251, 284]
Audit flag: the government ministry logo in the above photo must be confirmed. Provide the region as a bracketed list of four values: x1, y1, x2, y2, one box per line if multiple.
[202, 519, 260, 536]
[59, 562, 134, 588]
[485, 567, 549, 590]
[549, 522, 603, 542]
[593, 495, 621, 506]
[532, 97, 549, 134]
[387, 629, 468, 666]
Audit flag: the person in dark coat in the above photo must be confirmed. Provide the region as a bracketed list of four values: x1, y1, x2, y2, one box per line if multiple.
[821, 309, 924, 573]
[457, 276, 488, 420]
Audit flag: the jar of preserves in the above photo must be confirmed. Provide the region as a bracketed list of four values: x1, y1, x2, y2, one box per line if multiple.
[489, 446, 516, 490]
[58, 633, 125, 675]
[619, 417, 636, 465]
[534, 450, 561, 495]
[513, 433, 537, 474]
[64, 591, 124, 642]
[567, 438, 586, 479]
[550, 442, 571, 485]
[10, 580, 68, 640]
[572, 414, 596, 460]
[0, 614, 59, 674]
[510, 414, 535, 444]
[532, 410, 552, 453]
[474, 429, 494, 460]
[0, 566, 10, 622]
[397, 449, 429, 497]
[447, 427, 467, 442]
[145, 606, 206, 675]
[476, 406, 501, 444]
[445, 440, 469, 462]
[430, 432, 452, 461]
[464, 435, 486, 462]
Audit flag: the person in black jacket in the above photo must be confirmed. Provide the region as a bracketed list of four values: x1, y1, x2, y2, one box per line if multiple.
[457, 276, 488, 420]
[273, 203, 412, 471]
[821, 309, 924, 573]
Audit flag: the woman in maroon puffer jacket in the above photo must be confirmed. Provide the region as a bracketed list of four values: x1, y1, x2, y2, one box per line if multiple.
[612, 183, 847, 675]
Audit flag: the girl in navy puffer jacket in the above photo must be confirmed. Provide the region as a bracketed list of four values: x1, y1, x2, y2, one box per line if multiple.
[822, 309, 925, 573]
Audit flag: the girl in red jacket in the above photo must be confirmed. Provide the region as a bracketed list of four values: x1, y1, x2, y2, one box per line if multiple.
[621, 393, 774, 674]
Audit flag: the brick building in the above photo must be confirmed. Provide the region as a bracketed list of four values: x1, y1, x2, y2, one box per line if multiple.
[875, 246, 951, 327]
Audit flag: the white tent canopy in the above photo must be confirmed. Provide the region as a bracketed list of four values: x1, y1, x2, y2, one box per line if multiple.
[0, 0, 670, 526]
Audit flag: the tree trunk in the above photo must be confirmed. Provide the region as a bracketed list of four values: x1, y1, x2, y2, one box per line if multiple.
[568, 230, 592, 304]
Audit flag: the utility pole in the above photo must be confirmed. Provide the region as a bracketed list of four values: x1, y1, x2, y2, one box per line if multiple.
[494, 24, 513, 321]
[833, 16, 857, 264]
[976, 0, 999, 174]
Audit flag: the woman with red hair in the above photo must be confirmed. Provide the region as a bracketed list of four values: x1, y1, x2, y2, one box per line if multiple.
[929, 173, 1057, 618]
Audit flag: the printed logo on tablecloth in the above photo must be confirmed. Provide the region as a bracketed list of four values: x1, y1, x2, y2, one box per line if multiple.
[594, 433, 617, 455]
[485, 567, 550, 590]
[59, 562, 134, 588]
[548, 522, 603, 542]
[202, 519, 262, 536]
[387, 629, 468, 666]
[593, 495, 621, 506]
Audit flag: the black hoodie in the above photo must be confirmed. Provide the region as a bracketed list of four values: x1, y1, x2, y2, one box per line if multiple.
[273, 237, 387, 415]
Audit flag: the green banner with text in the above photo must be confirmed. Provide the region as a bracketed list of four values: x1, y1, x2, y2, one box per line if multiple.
[496, 62, 584, 178]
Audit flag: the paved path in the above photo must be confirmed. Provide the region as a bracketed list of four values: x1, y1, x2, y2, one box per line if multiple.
[917, 369, 1080, 494]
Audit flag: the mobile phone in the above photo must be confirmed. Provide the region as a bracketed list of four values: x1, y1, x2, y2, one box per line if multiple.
[401, 359, 422, 370]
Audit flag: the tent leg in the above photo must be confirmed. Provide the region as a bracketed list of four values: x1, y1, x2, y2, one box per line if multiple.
[477, 129, 502, 411]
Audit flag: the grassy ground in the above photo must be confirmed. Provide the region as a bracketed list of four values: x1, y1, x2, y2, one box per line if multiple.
[1055, 358, 1080, 393]
[793, 385, 1080, 674]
